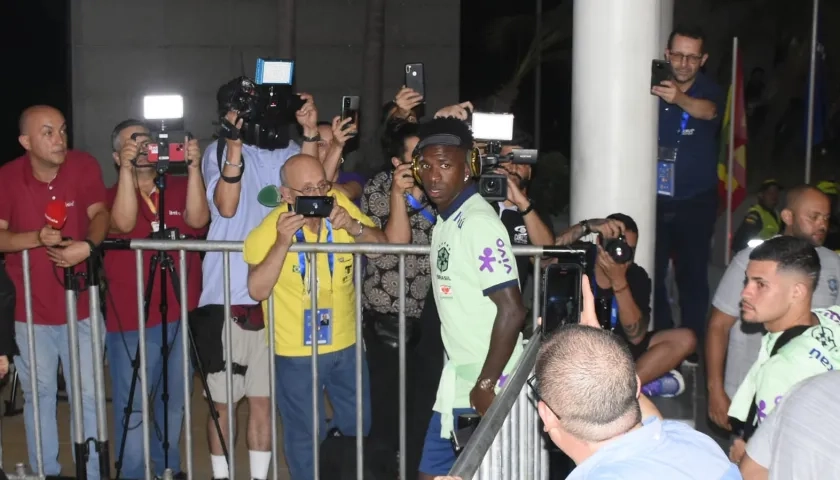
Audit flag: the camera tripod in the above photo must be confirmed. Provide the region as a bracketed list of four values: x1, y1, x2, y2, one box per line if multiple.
[107, 167, 228, 479]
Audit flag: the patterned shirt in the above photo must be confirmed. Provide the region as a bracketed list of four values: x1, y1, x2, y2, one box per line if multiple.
[361, 170, 435, 319]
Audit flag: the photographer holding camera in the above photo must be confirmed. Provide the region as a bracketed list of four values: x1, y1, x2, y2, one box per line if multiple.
[593, 214, 697, 398]
[194, 76, 320, 480]
[104, 119, 209, 479]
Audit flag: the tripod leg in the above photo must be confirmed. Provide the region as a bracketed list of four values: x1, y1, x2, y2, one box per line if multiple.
[186, 323, 230, 463]
[115, 254, 159, 480]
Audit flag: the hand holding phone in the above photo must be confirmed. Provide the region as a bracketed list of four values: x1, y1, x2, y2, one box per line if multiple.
[651, 59, 674, 89]
[340, 96, 360, 137]
[404, 63, 426, 99]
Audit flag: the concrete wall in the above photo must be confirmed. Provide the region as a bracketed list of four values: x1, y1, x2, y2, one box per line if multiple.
[71, 0, 461, 185]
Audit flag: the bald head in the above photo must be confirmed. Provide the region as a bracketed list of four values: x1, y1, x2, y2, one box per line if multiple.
[536, 325, 641, 443]
[279, 154, 329, 203]
[18, 105, 68, 167]
[781, 184, 830, 246]
[785, 185, 828, 211]
[19, 105, 64, 135]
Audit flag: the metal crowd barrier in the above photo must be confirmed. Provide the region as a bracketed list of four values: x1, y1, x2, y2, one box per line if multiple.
[3, 241, 550, 480]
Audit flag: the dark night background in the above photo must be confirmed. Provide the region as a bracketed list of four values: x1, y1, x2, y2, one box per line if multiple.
[0, 0, 567, 167]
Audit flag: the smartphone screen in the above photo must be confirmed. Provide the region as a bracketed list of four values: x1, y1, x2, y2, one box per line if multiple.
[341, 96, 360, 136]
[405, 63, 425, 98]
[541, 263, 583, 337]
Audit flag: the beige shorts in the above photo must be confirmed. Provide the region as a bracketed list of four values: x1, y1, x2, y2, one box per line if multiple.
[206, 321, 271, 403]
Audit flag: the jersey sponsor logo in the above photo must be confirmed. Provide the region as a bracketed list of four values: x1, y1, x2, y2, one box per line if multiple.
[453, 211, 466, 229]
[811, 326, 837, 351]
[439, 284, 453, 297]
[65, 200, 75, 208]
[756, 395, 783, 424]
[478, 238, 513, 274]
[809, 347, 835, 371]
[437, 243, 450, 272]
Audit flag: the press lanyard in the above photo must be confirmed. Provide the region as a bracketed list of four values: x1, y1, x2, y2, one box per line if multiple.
[405, 193, 436, 224]
[677, 111, 690, 139]
[140, 188, 158, 216]
[610, 296, 618, 329]
[296, 221, 335, 289]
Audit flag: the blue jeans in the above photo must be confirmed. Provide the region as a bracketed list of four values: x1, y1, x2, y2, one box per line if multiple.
[275, 345, 372, 480]
[654, 189, 718, 343]
[106, 321, 191, 478]
[13, 318, 103, 480]
[419, 408, 476, 476]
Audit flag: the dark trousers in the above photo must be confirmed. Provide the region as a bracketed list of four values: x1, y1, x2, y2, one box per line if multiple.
[364, 287, 443, 480]
[654, 189, 718, 344]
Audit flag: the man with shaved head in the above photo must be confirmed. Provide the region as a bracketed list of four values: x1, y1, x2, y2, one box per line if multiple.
[244, 153, 387, 479]
[0, 105, 109, 479]
[706, 185, 840, 431]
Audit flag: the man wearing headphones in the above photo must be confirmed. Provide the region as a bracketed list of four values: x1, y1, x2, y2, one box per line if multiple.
[413, 117, 527, 479]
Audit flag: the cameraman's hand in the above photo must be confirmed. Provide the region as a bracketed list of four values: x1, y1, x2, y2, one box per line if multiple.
[588, 218, 624, 238]
[39, 226, 62, 247]
[597, 246, 629, 285]
[328, 203, 357, 234]
[185, 136, 201, 169]
[391, 163, 415, 197]
[394, 86, 423, 114]
[276, 212, 305, 246]
[223, 111, 244, 148]
[434, 101, 474, 121]
[495, 168, 528, 209]
[580, 273, 601, 328]
[118, 137, 141, 169]
[331, 116, 356, 148]
[296, 93, 318, 131]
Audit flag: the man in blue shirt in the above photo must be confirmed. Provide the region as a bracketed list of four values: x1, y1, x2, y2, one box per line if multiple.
[194, 77, 320, 480]
[653, 25, 726, 345]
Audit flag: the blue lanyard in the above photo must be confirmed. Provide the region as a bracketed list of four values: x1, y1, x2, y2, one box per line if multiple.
[295, 221, 334, 283]
[677, 111, 690, 135]
[405, 193, 436, 224]
[610, 296, 618, 329]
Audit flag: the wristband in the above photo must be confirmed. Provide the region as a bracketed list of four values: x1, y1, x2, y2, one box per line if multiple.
[84, 239, 97, 255]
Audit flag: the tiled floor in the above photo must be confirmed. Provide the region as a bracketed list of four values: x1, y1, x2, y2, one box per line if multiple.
[0, 373, 292, 479]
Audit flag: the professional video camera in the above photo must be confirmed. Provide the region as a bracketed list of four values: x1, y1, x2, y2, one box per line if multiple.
[469, 112, 538, 202]
[217, 58, 306, 151]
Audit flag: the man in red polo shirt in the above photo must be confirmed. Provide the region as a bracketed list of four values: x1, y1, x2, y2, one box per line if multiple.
[0, 105, 109, 479]
[104, 119, 209, 479]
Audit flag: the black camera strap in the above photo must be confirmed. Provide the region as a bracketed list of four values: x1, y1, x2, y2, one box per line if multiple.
[216, 124, 245, 184]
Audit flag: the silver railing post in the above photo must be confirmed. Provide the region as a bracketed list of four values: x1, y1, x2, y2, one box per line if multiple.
[398, 254, 407, 480]
[86, 254, 110, 479]
[354, 253, 364, 479]
[310, 253, 320, 480]
[267, 295, 279, 480]
[21, 250, 44, 475]
[135, 250, 153, 478]
[178, 250, 194, 478]
[222, 252, 236, 480]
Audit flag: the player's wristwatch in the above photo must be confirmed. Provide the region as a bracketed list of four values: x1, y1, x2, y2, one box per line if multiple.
[477, 378, 497, 392]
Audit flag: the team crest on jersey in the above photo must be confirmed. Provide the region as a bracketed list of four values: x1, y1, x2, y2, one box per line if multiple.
[812, 325, 837, 352]
[437, 243, 450, 272]
[829, 278, 838, 296]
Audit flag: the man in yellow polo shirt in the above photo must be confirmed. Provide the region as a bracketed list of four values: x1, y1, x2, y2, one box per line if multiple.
[243, 153, 387, 480]
[415, 117, 527, 479]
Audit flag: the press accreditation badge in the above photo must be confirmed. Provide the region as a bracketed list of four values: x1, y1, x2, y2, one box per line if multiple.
[657, 146, 677, 197]
[151, 220, 160, 233]
[304, 308, 333, 346]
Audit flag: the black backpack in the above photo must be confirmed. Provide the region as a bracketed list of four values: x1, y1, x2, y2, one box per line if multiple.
[730, 324, 810, 441]
[319, 428, 399, 480]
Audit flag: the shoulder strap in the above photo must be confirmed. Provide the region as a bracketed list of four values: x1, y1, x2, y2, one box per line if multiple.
[742, 324, 811, 441]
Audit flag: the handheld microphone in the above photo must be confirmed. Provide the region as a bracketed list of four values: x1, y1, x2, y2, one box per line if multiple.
[45, 199, 67, 230]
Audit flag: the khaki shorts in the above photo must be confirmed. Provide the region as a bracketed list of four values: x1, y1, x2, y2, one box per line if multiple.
[206, 321, 270, 403]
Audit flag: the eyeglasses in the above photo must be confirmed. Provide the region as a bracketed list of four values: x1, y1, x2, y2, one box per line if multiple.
[290, 181, 332, 196]
[669, 52, 703, 65]
[527, 374, 561, 421]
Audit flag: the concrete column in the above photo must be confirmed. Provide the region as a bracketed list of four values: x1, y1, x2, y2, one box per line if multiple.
[658, 0, 675, 59]
[570, 0, 660, 279]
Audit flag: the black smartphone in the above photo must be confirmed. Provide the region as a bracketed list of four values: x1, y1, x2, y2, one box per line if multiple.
[541, 263, 583, 337]
[294, 196, 334, 217]
[341, 95, 360, 136]
[651, 59, 674, 89]
[405, 63, 425, 99]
